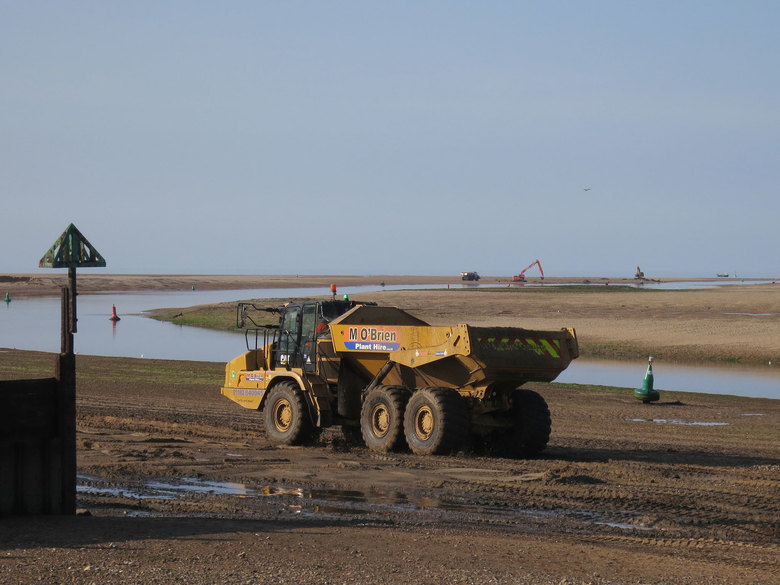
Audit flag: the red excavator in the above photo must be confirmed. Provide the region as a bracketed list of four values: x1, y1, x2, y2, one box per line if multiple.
[512, 259, 544, 282]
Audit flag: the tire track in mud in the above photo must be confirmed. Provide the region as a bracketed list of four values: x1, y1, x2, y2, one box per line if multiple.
[574, 532, 779, 572]
[77, 393, 263, 441]
[419, 457, 780, 546]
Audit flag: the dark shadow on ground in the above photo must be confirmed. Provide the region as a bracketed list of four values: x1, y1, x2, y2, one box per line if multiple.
[0, 514, 362, 551]
[543, 445, 779, 468]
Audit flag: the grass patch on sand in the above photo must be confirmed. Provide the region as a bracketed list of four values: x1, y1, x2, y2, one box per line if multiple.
[147, 298, 296, 331]
[0, 349, 222, 387]
[580, 341, 769, 365]
[549, 381, 634, 395]
[0, 349, 54, 379]
[147, 302, 238, 331]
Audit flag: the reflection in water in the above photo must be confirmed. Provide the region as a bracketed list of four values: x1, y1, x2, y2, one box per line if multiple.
[77, 474, 652, 531]
[629, 418, 730, 426]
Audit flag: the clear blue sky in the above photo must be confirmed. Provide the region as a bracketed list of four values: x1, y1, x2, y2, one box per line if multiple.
[2, 1, 778, 278]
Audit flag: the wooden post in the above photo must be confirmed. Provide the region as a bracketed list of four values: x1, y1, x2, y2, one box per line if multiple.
[55, 352, 76, 514]
[55, 285, 76, 513]
[61, 287, 73, 355]
[68, 265, 77, 334]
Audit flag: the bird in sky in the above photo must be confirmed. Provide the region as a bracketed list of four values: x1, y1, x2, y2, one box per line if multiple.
[583, 187, 592, 191]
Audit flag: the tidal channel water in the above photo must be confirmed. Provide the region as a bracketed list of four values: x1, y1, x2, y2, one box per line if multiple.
[1, 282, 777, 399]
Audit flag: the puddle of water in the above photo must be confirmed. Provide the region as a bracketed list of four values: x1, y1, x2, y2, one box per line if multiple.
[630, 418, 730, 426]
[147, 478, 255, 496]
[77, 475, 256, 500]
[307, 506, 367, 516]
[77, 474, 651, 534]
[258, 485, 305, 497]
[157, 480, 544, 521]
[79, 475, 517, 516]
[76, 479, 168, 500]
[594, 521, 653, 531]
[570, 509, 655, 531]
[259, 485, 408, 507]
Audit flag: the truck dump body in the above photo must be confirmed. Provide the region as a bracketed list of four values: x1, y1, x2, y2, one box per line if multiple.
[328, 305, 578, 395]
[463, 325, 578, 383]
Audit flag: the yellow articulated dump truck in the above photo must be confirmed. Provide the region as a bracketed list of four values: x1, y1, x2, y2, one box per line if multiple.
[221, 299, 578, 457]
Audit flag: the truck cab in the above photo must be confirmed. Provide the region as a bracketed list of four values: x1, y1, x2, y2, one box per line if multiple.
[237, 298, 364, 373]
[274, 299, 366, 372]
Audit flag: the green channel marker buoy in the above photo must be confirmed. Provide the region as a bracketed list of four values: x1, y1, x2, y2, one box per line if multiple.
[4, 292, 10, 303]
[634, 356, 660, 403]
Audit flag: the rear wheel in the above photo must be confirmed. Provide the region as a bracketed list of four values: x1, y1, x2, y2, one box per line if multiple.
[361, 385, 409, 452]
[263, 381, 314, 445]
[495, 389, 551, 458]
[403, 387, 468, 455]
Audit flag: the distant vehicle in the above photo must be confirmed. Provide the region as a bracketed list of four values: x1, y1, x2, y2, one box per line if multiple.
[461, 271, 480, 281]
[512, 260, 544, 282]
[717, 273, 730, 278]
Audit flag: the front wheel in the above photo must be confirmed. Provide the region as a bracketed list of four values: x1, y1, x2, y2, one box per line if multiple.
[403, 387, 468, 455]
[263, 381, 314, 445]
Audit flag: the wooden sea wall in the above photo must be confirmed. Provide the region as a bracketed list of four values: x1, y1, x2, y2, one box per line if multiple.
[0, 355, 76, 516]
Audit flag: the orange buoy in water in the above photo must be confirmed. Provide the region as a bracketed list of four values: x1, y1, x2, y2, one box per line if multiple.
[109, 304, 121, 321]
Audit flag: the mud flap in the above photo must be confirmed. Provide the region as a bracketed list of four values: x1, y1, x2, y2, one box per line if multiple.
[336, 361, 364, 419]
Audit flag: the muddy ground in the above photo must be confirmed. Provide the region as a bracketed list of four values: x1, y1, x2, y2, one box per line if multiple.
[1, 276, 779, 584]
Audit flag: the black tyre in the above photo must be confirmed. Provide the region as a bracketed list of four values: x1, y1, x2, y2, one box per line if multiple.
[496, 389, 551, 458]
[361, 385, 409, 452]
[263, 381, 314, 445]
[403, 387, 469, 455]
